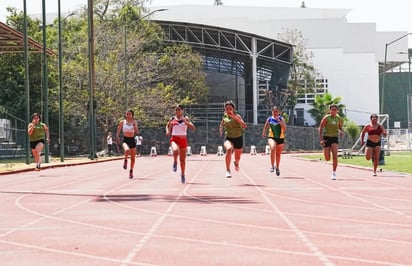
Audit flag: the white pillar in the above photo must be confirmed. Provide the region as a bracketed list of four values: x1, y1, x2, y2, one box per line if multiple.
[251, 37, 258, 124]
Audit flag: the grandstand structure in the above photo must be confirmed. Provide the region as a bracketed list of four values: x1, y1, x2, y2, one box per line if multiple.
[154, 20, 293, 124]
[151, 5, 410, 127]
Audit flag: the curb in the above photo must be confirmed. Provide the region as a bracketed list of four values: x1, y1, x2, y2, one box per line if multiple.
[0, 157, 123, 176]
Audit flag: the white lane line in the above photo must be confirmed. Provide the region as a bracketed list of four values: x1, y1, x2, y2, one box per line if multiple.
[241, 169, 335, 266]
[0, 239, 154, 266]
[120, 198, 179, 266]
[302, 175, 412, 219]
[119, 162, 209, 266]
[338, 187, 398, 191]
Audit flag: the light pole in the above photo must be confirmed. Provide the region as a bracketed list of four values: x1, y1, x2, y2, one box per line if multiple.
[398, 50, 412, 95]
[87, 0, 97, 160]
[57, 2, 75, 162]
[123, 9, 167, 108]
[381, 33, 412, 114]
[41, 0, 50, 163]
[23, 0, 30, 164]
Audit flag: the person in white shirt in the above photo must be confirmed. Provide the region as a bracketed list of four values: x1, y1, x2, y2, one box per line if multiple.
[165, 105, 195, 183]
[107, 132, 113, 156]
[135, 135, 143, 156]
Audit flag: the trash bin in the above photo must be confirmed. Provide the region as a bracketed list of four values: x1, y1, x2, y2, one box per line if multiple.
[378, 150, 385, 165]
[372, 150, 385, 165]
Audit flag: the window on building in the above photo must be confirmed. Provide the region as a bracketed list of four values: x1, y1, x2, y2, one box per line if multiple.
[297, 78, 328, 104]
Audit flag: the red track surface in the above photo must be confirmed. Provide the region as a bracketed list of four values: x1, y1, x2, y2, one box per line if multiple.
[0, 154, 411, 266]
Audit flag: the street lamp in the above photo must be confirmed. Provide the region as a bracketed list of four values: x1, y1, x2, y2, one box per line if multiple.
[123, 8, 167, 108]
[381, 33, 412, 114]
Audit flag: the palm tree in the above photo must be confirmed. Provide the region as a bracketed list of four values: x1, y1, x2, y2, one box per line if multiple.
[308, 92, 346, 126]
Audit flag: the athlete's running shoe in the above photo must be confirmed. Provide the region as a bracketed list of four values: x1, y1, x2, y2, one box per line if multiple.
[234, 161, 239, 171]
[275, 167, 280, 176]
[129, 170, 133, 179]
[373, 171, 377, 176]
[181, 175, 186, 184]
[226, 170, 232, 178]
[331, 172, 336, 180]
[172, 161, 177, 172]
[270, 166, 275, 173]
[123, 160, 127, 170]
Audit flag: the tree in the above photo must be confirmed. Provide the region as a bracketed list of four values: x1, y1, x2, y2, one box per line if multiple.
[261, 29, 317, 121]
[344, 120, 360, 147]
[0, 2, 208, 151]
[308, 92, 346, 126]
[56, 3, 208, 135]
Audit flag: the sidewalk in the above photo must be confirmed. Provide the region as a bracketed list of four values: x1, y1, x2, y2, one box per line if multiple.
[0, 156, 122, 175]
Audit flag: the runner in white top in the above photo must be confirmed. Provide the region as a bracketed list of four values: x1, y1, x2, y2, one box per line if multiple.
[117, 110, 140, 179]
[166, 104, 195, 183]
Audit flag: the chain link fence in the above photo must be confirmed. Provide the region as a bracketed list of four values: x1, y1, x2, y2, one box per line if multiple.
[0, 113, 26, 158]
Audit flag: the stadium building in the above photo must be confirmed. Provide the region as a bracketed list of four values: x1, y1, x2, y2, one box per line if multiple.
[151, 4, 410, 127]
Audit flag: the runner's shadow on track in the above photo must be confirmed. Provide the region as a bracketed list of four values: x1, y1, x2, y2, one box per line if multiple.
[241, 184, 265, 187]
[279, 176, 304, 179]
[186, 182, 209, 185]
[0, 190, 99, 197]
[97, 194, 259, 204]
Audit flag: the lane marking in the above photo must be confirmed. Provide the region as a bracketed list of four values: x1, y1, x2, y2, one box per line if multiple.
[241, 169, 335, 266]
[118, 162, 209, 265]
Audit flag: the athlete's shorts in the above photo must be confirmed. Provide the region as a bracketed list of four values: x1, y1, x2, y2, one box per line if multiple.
[269, 137, 285, 145]
[226, 136, 243, 149]
[123, 137, 136, 149]
[30, 139, 44, 149]
[323, 136, 338, 148]
[366, 139, 381, 148]
[170, 135, 188, 149]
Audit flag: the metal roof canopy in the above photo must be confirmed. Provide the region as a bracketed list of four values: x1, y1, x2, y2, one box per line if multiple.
[153, 20, 293, 124]
[0, 21, 56, 56]
[154, 20, 293, 79]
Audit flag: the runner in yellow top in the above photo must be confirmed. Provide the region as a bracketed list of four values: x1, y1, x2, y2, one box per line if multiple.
[318, 104, 344, 180]
[27, 113, 50, 171]
[261, 106, 286, 176]
[219, 100, 247, 178]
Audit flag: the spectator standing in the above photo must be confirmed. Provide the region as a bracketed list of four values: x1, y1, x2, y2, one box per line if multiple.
[107, 132, 113, 156]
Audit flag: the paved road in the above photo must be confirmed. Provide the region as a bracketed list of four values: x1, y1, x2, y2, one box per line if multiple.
[0, 154, 411, 265]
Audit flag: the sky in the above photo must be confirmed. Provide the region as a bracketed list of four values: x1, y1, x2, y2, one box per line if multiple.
[1, 0, 412, 40]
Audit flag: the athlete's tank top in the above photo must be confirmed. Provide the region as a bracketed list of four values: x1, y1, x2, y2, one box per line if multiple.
[366, 124, 383, 136]
[222, 113, 243, 138]
[29, 122, 46, 142]
[323, 115, 341, 137]
[170, 117, 188, 136]
[267, 116, 285, 139]
[122, 120, 135, 134]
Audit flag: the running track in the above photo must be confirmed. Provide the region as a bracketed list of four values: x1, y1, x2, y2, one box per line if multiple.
[0, 154, 411, 266]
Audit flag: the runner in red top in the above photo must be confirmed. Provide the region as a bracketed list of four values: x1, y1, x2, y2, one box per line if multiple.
[166, 105, 195, 183]
[360, 114, 387, 176]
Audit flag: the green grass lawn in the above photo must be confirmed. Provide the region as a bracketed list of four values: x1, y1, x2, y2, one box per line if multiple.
[299, 151, 412, 175]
